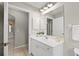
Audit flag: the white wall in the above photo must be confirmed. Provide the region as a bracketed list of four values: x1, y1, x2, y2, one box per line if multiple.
[64, 2, 79, 56]
[8, 8, 29, 47]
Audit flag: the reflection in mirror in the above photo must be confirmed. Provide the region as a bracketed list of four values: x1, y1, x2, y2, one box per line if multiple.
[8, 14, 15, 55]
[47, 18, 53, 35]
[46, 5, 64, 37]
[8, 14, 15, 33]
[9, 24, 12, 32]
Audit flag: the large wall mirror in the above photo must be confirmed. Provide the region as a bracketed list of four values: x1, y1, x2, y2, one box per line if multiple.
[39, 2, 64, 41]
[45, 4, 64, 37]
[32, 2, 64, 38]
[46, 5, 64, 36]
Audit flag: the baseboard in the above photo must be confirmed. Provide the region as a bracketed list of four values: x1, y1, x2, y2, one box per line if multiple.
[15, 44, 28, 49]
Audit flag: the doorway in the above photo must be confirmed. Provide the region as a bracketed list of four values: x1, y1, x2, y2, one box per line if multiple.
[8, 8, 29, 56]
[8, 14, 15, 56]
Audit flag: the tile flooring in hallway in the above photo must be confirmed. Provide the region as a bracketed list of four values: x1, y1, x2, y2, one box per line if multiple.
[8, 34, 29, 56]
[8, 38, 28, 56]
[14, 47, 28, 56]
[8, 32, 29, 56]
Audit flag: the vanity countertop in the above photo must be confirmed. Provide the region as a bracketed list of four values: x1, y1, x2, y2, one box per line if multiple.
[31, 35, 64, 47]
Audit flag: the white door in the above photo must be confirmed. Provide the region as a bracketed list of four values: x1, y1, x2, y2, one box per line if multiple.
[4, 2, 8, 56]
[0, 2, 4, 56]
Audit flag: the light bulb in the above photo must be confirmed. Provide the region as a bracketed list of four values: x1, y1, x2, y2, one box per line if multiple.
[43, 7, 48, 10]
[47, 3, 53, 7]
[40, 9, 44, 12]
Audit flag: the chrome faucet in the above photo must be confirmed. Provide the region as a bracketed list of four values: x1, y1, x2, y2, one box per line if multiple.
[44, 35, 48, 39]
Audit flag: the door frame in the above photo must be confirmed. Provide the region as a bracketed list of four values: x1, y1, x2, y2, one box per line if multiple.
[4, 2, 8, 56]
[4, 2, 32, 56]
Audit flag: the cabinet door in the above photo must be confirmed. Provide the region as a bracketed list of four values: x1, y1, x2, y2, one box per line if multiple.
[30, 39, 52, 56]
[53, 44, 63, 56]
[30, 39, 42, 56]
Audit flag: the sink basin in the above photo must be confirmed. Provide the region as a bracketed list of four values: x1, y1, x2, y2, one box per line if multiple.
[31, 35, 64, 47]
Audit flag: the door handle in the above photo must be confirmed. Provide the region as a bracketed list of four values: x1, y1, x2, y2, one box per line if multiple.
[0, 42, 9, 47]
[3, 43, 9, 46]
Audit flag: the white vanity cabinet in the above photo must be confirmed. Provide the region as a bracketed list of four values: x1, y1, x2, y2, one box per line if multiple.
[30, 38, 63, 56]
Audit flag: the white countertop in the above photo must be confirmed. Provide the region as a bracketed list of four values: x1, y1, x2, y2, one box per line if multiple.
[31, 35, 64, 47]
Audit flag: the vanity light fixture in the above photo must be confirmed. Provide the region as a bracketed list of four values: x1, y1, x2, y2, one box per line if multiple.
[40, 3, 55, 12]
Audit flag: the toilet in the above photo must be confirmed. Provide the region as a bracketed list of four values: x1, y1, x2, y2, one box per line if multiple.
[74, 48, 79, 56]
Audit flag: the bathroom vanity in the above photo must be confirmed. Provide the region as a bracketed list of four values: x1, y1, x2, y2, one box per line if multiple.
[30, 36, 64, 56]
[30, 3, 64, 56]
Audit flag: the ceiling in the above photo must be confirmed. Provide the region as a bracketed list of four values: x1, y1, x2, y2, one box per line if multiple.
[25, 2, 48, 9]
[23, 2, 63, 16]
